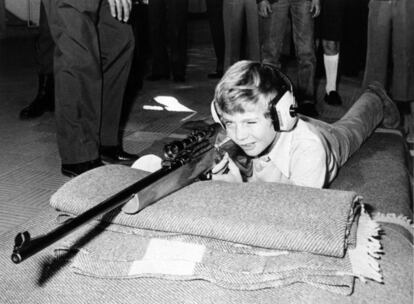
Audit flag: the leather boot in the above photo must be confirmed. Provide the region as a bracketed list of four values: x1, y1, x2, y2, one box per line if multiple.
[20, 74, 55, 119]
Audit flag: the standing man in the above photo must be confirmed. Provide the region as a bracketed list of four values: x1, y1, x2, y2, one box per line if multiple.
[258, 0, 320, 117]
[42, 0, 139, 177]
[146, 0, 188, 82]
[362, 0, 414, 139]
[223, 0, 261, 70]
[205, 0, 225, 79]
[316, 0, 346, 106]
[363, 0, 414, 118]
[19, 1, 54, 119]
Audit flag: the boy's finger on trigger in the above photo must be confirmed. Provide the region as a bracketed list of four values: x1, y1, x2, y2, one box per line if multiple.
[211, 161, 227, 174]
[212, 154, 229, 174]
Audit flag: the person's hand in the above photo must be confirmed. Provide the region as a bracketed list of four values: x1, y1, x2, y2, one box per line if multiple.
[258, 0, 273, 18]
[212, 152, 243, 183]
[108, 0, 132, 22]
[310, 0, 320, 18]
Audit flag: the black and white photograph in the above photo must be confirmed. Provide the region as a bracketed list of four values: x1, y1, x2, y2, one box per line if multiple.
[0, 0, 413, 303]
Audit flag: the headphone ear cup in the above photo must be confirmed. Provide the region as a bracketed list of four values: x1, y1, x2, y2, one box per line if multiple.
[269, 99, 280, 132]
[275, 91, 298, 131]
[210, 100, 224, 128]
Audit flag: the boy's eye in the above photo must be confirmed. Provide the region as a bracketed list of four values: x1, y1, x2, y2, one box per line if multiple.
[247, 121, 257, 125]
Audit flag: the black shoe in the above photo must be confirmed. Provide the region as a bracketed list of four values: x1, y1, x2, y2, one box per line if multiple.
[173, 75, 186, 83]
[61, 159, 104, 177]
[146, 74, 169, 81]
[20, 74, 54, 120]
[324, 91, 342, 106]
[297, 103, 319, 118]
[207, 71, 223, 79]
[100, 146, 139, 165]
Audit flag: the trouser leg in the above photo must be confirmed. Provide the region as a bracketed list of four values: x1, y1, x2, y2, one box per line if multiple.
[166, 0, 188, 78]
[259, 0, 290, 67]
[43, 0, 101, 164]
[244, 0, 260, 61]
[36, 0, 54, 75]
[98, 0, 134, 147]
[129, 3, 149, 83]
[223, 0, 244, 69]
[148, 0, 169, 76]
[309, 90, 383, 167]
[206, 0, 225, 72]
[290, 0, 316, 102]
[19, 0, 55, 120]
[390, 0, 414, 101]
[362, 0, 392, 89]
[331, 91, 383, 165]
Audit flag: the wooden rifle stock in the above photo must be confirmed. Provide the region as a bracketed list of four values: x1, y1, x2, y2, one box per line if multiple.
[11, 123, 221, 264]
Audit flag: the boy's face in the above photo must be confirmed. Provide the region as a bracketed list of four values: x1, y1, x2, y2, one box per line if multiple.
[220, 97, 278, 157]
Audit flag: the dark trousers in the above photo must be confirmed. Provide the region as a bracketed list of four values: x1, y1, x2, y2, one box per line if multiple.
[36, 1, 54, 75]
[223, 0, 260, 69]
[148, 0, 188, 78]
[43, 0, 135, 164]
[340, 0, 369, 77]
[130, 3, 150, 81]
[362, 0, 414, 102]
[206, 0, 225, 73]
[260, 0, 316, 102]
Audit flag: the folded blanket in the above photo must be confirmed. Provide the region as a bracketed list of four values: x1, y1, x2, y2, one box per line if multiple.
[50, 165, 383, 295]
[53, 213, 379, 295]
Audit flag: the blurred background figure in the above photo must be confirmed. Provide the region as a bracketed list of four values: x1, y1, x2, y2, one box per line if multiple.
[147, 0, 189, 82]
[362, 0, 414, 139]
[315, 0, 346, 106]
[340, 0, 369, 78]
[19, 1, 54, 120]
[205, 0, 225, 79]
[223, 0, 260, 70]
[128, 0, 150, 92]
[123, 0, 150, 122]
[258, 0, 320, 117]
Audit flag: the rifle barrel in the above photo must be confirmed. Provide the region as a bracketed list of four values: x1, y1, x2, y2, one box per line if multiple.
[11, 166, 173, 264]
[11, 124, 220, 264]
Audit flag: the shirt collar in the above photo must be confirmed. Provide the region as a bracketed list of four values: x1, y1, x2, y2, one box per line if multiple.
[263, 130, 292, 178]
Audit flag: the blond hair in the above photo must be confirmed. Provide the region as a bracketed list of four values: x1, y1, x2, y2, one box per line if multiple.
[213, 60, 291, 115]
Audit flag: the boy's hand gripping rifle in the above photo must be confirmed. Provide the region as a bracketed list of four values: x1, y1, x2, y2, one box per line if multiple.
[12, 123, 222, 264]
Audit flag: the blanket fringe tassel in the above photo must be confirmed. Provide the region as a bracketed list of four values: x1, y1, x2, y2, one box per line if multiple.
[372, 212, 414, 233]
[347, 204, 384, 284]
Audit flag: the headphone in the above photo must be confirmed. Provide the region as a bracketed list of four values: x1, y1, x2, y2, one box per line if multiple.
[211, 65, 298, 132]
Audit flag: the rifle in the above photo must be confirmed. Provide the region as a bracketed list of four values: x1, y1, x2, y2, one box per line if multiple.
[12, 123, 228, 264]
